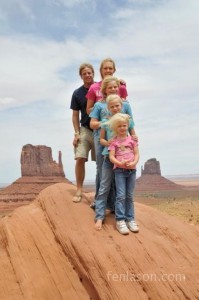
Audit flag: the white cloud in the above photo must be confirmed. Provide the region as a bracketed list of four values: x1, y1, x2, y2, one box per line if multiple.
[0, 0, 199, 183]
[0, 35, 95, 111]
[53, 0, 93, 7]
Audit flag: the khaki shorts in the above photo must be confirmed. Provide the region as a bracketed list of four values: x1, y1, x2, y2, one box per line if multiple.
[74, 126, 95, 161]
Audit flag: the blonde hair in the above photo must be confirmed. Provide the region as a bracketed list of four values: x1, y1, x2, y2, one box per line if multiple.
[106, 113, 130, 136]
[106, 94, 122, 107]
[100, 75, 120, 96]
[100, 58, 116, 78]
[79, 63, 94, 76]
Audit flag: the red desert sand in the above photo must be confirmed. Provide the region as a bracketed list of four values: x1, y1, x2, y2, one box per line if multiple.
[0, 182, 199, 300]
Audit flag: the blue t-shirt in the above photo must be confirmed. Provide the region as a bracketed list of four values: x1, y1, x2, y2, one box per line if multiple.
[89, 100, 133, 137]
[89, 102, 108, 137]
[101, 117, 135, 155]
[122, 101, 133, 117]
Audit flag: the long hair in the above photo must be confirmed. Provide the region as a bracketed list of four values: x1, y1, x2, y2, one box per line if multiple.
[100, 58, 116, 78]
[100, 76, 120, 97]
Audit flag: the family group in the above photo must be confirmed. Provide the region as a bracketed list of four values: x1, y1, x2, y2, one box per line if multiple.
[70, 58, 139, 235]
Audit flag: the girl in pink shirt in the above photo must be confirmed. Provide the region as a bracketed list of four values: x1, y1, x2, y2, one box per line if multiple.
[108, 113, 139, 235]
[86, 58, 127, 114]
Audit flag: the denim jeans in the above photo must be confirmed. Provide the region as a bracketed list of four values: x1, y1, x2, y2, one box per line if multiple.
[95, 156, 115, 220]
[93, 132, 104, 197]
[93, 134, 115, 208]
[114, 168, 136, 221]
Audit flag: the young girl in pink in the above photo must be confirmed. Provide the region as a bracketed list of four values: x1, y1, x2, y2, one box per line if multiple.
[108, 113, 139, 235]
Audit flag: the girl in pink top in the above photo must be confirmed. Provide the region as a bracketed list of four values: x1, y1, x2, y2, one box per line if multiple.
[108, 113, 139, 235]
[86, 58, 127, 114]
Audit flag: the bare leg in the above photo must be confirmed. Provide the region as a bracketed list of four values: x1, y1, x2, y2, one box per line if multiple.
[95, 219, 103, 230]
[73, 158, 86, 202]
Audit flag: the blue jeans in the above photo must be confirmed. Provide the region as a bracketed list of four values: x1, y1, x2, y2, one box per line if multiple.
[94, 132, 104, 197]
[93, 134, 115, 208]
[95, 157, 115, 220]
[114, 168, 136, 221]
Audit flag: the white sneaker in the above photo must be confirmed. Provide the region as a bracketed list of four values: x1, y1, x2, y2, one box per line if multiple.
[126, 220, 139, 233]
[116, 220, 129, 235]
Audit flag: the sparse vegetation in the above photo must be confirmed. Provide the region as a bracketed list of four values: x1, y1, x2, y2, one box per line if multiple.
[135, 190, 199, 225]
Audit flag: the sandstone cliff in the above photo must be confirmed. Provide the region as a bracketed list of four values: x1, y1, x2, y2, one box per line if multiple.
[0, 182, 198, 300]
[0, 145, 70, 203]
[21, 144, 65, 177]
[141, 158, 161, 175]
[136, 158, 183, 191]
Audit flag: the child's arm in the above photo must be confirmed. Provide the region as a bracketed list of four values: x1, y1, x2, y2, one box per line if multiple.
[100, 128, 108, 146]
[90, 118, 101, 130]
[126, 145, 139, 169]
[100, 128, 113, 146]
[109, 150, 126, 168]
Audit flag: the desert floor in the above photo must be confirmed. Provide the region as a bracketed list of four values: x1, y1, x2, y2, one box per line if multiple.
[135, 177, 199, 225]
[83, 176, 199, 226]
[1, 176, 199, 225]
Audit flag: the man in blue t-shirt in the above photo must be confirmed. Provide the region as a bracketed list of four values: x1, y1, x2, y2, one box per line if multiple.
[70, 63, 95, 202]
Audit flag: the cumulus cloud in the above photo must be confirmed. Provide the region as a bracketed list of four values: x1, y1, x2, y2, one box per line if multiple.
[0, 0, 198, 182]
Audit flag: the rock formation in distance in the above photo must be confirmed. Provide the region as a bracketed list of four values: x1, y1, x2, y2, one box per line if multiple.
[0, 144, 70, 203]
[21, 144, 65, 177]
[141, 158, 161, 175]
[136, 158, 183, 191]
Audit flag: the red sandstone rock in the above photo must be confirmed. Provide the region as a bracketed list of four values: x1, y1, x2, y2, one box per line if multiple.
[136, 158, 183, 191]
[0, 144, 69, 204]
[141, 158, 161, 175]
[136, 174, 183, 191]
[0, 176, 70, 202]
[0, 145, 70, 204]
[21, 144, 65, 177]
[0, 182, 198, 299]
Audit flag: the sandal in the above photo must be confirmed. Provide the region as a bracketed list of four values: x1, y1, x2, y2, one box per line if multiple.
[72, 194, 82, 203]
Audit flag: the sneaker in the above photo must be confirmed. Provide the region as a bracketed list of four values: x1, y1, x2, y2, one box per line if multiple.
[126, 220, 139, 233]
[116, 220, 129, 235]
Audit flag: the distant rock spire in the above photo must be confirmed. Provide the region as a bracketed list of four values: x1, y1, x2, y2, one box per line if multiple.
[58, 151, 62, 166]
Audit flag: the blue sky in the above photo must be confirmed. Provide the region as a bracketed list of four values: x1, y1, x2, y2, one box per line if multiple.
[0, 0, 198, 183]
